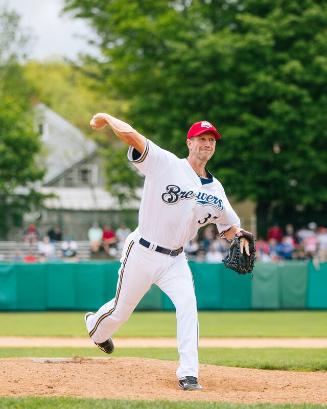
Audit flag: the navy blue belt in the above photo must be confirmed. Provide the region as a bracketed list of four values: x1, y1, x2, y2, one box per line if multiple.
[139, 238, 183, 257]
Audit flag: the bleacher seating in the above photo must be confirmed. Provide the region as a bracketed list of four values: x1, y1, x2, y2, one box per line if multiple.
[0, 241, 91, 261]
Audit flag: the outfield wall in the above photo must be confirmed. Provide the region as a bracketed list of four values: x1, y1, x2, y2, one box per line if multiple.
[0, 261, 326, 311]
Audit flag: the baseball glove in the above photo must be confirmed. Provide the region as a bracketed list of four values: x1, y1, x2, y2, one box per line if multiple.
[223, 230, 256, 274]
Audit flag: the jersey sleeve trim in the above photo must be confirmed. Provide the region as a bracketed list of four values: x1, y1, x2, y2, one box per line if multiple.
[127, 139, 149, 164]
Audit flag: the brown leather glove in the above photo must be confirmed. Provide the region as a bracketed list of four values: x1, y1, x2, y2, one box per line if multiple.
[223, 229, 256, 274]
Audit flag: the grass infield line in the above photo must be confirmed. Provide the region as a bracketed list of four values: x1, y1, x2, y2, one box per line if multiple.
[0, 347, 326, 371]
[1, 336, 327, 348]
[0, 397, 327, 409]
[0, 311, 326, 338]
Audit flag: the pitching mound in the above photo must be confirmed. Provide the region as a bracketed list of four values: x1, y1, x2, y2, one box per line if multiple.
[1, 357, 326, 404]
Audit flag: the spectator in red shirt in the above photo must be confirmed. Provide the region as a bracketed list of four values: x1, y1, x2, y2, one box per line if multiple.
[23, 224, 39, 245]
[102, 225, 117, 256]
[267, 223, 283, 243]
[256, 237, 271, 261]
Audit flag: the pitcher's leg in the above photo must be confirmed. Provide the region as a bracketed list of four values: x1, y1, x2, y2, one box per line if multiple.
[87, 240, 152, 344]
[156, 255, 199, 379]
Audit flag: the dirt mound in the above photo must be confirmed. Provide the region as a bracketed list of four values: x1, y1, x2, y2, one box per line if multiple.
[1, 357, 326, 403]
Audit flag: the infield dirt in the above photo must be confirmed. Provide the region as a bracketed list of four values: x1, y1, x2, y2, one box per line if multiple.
[1, 357, 326, 404]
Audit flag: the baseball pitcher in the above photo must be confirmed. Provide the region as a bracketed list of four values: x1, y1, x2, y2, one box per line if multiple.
[85, 113, 255, 390]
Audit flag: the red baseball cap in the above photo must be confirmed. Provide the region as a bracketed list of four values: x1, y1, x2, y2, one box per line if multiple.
[187, 121, 222, 140]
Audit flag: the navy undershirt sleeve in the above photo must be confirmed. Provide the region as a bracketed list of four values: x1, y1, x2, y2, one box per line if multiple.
[132, 149, 142, 161]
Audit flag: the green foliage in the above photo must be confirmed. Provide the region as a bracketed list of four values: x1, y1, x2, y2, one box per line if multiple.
[64, 0, 327, 229]
[23, 60, 122, 135]
[0, 9, 44, 238]
[0, 98, 43, 192]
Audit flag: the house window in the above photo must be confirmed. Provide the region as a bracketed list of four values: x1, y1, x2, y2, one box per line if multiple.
[64, 173, 75, 187]
[37, 121, 48, 136]
[78, 165, 97, 186]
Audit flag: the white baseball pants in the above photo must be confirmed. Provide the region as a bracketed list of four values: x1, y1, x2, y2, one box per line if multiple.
[85, 230, 199, 379]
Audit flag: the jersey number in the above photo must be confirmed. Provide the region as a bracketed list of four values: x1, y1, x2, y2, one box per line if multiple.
[198, 213, 218, 225]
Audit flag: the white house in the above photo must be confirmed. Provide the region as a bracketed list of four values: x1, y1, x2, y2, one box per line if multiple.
[24, 103, 140, 240]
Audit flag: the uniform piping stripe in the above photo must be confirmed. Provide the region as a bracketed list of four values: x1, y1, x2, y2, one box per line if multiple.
[197, 321, 199, 350]
[132, 140, 149, 163]
[89, 240, 135, 337]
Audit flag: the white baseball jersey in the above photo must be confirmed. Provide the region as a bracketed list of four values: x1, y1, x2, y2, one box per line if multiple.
[128, 139, 240, 249]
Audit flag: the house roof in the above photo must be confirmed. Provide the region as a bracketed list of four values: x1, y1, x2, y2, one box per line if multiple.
[40, 187, 141, 211]
[35, 103, 97, 184]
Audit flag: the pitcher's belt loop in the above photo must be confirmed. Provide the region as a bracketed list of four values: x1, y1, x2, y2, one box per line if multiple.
[139, 238, 183, 257]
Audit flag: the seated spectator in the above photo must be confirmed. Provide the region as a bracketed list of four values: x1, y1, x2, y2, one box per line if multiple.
[23, 223, 39, 245]
[61, 239, 78, 259]
[256, 237, 271, 261]
[11, 250, 23, 262]
[102, 225, 117, 256]
[195, 248, 206, 262]
[215, 238, 230, 258]
[256, 237, 270, 256]
[276, 236, 294, 260]
[292, 245, 306, 260]
[267, 223, 283, 243]
[317, 227, 327, 262]
[296, 223, 316, 243]
[268, 238, 280, 262]
[303, 231, 318, 259]
[88, 223, 103, 253]
[37, 236, 55, 261]
[200, 225, 216, 251]
[285, 223, 294, 236]
[184, 237, 200, 260]
[206, 243, 223, 263]
[116, 223, 131, 251]
[23, 254, 38, 263]
[47, 226, 62, 242]
[259, 251, 272, 262]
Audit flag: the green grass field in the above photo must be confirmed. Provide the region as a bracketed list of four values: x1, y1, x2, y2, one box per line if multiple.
[1, 398, 327, 409]
[1, 311, 326, 409]
[0, 347, 326, 371]
[1, 311, 326, 337]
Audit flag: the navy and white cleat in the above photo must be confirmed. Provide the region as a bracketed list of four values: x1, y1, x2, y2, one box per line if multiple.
[84, 312, 114, 354]
[178, 376, 203, 391]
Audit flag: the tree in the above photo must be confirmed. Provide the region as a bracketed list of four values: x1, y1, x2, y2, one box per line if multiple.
[24, 60, 123, 135]
[0, 9, 44, 238]
[64, 0, 327, 233]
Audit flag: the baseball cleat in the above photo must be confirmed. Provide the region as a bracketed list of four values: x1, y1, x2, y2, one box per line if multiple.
[95, 338, 115, 354]
[84, 312, 115, 354]
[178, 376, 203, 391]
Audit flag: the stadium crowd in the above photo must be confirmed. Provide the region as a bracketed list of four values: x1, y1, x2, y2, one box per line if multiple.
[1, 221, 326, 263]
[17, 222, 131, 262]
[184, 222, 327, 263]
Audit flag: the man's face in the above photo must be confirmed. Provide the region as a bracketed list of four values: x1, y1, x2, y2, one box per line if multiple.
[187, 132, 216, 162]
